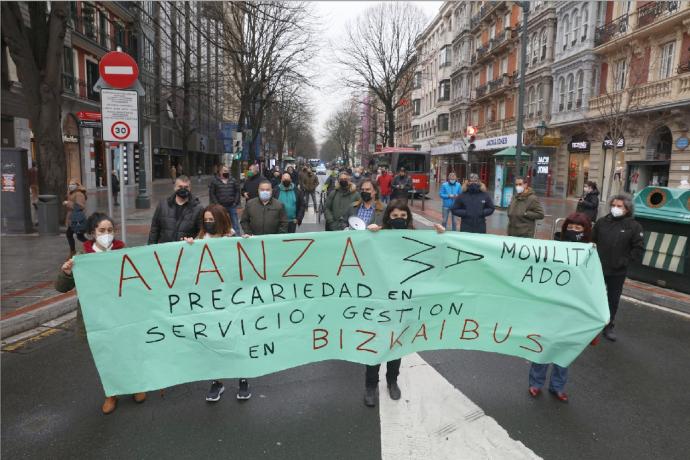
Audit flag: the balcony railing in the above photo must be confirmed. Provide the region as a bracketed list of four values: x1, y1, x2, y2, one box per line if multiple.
[637, 1, 679, 28]
[594, 14, 629, 46]
[589, 74, 690, 113]
[475, 84, 487, 99]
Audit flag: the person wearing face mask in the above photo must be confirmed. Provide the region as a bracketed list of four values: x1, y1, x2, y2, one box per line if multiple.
[324, 172, 361, 231]
[377, 167, 393, 204]
[576, 181, 600, 222]
[148, 176, 203, 244]
[528, 212, 594, 403]
[273, 173, 305, 233]
[592, 194, 644, 342]
[286, 165, 299, 185]
[209, 165, 241, 236]
[344, 180, 385, 228]
[56, 212, 147, 414]
[391, 167, 413, 202]
[451, 173, 495, 233]
[300, 167, 320, 210]
[241, 164, 263, 201]
[240, 180, 289, 236]
[364, 200, 444, 407]
[439, 172, 462, 231]
[63, 179, 88, 258]
[351, 166, 365, 188]
[507, 177, 544, 238]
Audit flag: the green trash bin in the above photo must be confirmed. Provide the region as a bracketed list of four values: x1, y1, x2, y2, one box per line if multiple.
[628, 187, 690, 293]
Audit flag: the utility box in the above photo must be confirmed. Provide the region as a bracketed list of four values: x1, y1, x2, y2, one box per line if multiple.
[629, 187, 690, 293]
[37, 195, 60, 235]
[1, 148, 33, 234]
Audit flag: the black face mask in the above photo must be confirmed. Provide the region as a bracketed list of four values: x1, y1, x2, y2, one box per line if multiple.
[339, 180, 349, 189]
[360, 191, 372, 202]
[204, 222, 216, 234]
[563, 230, 585, 242]
[390, 218, 407, 229]
[468, 183, 480, 193]
[282, 180, 292, 187]
[222, 173, 229, 178]
[176, 188, 190, 199]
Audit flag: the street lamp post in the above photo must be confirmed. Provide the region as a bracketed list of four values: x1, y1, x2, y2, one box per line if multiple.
[515, 1, 530, 180]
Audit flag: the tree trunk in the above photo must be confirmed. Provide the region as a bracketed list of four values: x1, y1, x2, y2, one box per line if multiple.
[181, 3, 192, 172]
[386, 106, 395, 147]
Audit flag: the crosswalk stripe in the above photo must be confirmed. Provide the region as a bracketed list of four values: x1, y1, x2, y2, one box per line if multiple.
[379, 353, 540, 459]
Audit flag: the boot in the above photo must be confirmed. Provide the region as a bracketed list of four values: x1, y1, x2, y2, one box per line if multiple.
[133, 392, 147, 403]
[102, 396, 118, 415]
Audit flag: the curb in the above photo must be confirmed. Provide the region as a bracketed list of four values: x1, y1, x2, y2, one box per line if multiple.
[0, 295, 78, 339]
[623, 284, 690, 316]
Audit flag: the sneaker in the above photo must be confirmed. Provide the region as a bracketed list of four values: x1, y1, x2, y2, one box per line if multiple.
[206, 380, 225, 402]
[603, 327, 617, 342]
[528, 387, 542, 397]
[236, 379, 251, 400]
[364, 387, 377, 407]
[387, 382, 401, 400]
[549, 389, 569, 403]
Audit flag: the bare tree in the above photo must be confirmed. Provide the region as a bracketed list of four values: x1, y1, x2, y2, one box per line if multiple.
[335, 2, 426, 147]
[1, 2, 68, 197]
[324, 100, 359, 167]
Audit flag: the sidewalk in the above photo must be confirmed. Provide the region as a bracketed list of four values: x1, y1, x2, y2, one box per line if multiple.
[410, 181, 690, 316]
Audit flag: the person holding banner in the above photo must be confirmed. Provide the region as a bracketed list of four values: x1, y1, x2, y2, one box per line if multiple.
[344, 179, 384, 228]
[507, 177, 544, 238]
[273, 173, 305, 233]
[241, 180, 289, 236]
[528, 212, 593, 403]
[450, 174, 495, 234]
[324, 171, 360, 231]
[56, 212, 147, 414]
[364, 200, 445, 407]
[148, 176, 203, 245]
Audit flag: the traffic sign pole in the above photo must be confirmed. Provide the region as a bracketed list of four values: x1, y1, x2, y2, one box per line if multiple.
[105, 143, 113, 219]
[119, 143, 127, 244]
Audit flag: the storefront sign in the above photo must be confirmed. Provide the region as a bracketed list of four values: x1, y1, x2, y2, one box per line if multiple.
[536, 156, 550, 175]
[475, 134, 517, 152]
[568, 140, 590, 153]
[62, 134, 79, 143]
[675, 137, 689, 150]
[603, 136, 625, 149]
[77, 111, 102, 122]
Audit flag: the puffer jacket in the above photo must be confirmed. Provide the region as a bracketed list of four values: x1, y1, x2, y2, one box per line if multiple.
[324, 182, 361, 231]
[450, 182, 495, 233]
[576, 189, 600, 222]
[240, 197, 288, 235]
[391, 175, 413, 200]
[147, 193, 203, 244]
[439, 181, 462, 208]
[300, 172, 320, 192]
[507, 188, 545, 237]
[592, 213, 645, 276]
[344, 200, 385, 226]
[272, 183, 305, 224]
[209, 176, 240, 207]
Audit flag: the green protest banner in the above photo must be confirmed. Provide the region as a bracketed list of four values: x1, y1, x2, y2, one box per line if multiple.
[72, 231, 609, 396]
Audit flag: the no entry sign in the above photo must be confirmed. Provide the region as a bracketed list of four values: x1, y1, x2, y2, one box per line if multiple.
[99, 51, 139, 89]
[101, 89, 139, 143]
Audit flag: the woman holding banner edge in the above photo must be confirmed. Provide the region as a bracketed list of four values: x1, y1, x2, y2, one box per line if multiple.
[364, 200, 445, 407]
[57, 212, 147, 415]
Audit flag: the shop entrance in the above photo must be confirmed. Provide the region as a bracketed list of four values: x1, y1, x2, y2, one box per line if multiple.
[626, 126, 672, 194]
[568, 154, 590, 197]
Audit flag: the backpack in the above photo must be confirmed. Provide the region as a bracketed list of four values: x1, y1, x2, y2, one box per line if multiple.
[70, 203, 87, 233]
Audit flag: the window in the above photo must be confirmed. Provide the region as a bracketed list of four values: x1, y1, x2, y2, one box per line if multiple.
[537, 83, 544, 114]
[439, 80, 451, 101]
[63, 47, 75, 93]
[413, 72, 422, 89]
[527, 87, 535, 116]
[485, 105, 491, 123]
[501, 56, 508, 75]
[504, 12, 511, 30]
[398, 153, 426, 171]
[540, 29, 548, 60]
[558, 77, 566, 111]
[581, 8, 589, 41]
[590, 68, 598, 96]
[439, 46, 451, 67]
[412, 99, 421, 116]
[567, 74, 575, 109]
[412, 125, 420, 140]
[86, 60, 100, 101]
[572, 9, 580, 46]
[490, 23, 496, 40]
[526, 39, 532, 67]
[438, 114, 449, 132]
[576, 71, 584, 107]
[660, 41, 675, 79]
[486, 62, 493, 82]
[499, 99, 506, 120]
[614, 58, 627, 91]
[563, 15, 570, 49]
[99, 10, 108, 48]
[531, 34, 539, 64]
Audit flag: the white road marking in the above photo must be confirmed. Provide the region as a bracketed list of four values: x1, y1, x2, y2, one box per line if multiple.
[622, 295, 690, 319]
[379, 353, 540, 460]
[104, 66, 134, 75]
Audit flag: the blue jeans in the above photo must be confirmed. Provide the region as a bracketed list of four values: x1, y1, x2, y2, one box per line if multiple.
[225, 205, 241, 236]
[529, 362, 568, 392]
[442, 206, 457, 231]
[381, 194, 390, 204]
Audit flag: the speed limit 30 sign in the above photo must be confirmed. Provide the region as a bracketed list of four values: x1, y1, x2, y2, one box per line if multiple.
[101, 89, 139, 143]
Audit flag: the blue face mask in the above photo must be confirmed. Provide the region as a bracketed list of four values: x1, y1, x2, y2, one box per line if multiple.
[259, 190, 272, 201]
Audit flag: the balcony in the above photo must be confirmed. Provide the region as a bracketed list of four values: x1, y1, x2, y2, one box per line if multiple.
[487, 74, 512, 95]
[594, 14, 629, 46]
[589, 73, 690, 115]
[637, 1, 679, 28]
[475, 84, 488, 99]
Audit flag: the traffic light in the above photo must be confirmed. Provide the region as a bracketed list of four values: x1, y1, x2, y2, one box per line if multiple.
[466, 126, 477, 153]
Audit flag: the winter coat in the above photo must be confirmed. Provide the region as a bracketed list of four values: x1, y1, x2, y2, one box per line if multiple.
[439, 181, 462, 208]
[592, 214, 645, 276]
[64, 188, 87, 227]
[111, 174, 120, 194]
[270, 175, 282, 188]
[273, 183, 305, 224]
[344, 199, 385, 226]
[450, 182, 495, 233]
[324, 182, 361, 231]
[209, 176, 241, 207]
[391, 175, 413, 200]
[507, 188, 545, 237]
[377, 173, 393, 196]
[240, 197, 288, 235]
[301, 172, 320, 192]
[147, 193, 203, 244]
[241, 174, 264, 201]
[576, 189, 600, 222]
[351, 174, 365, 188]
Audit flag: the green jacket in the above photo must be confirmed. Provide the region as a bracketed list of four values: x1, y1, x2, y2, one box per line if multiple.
[507, 188, 545, 237]
[240, 197, 289, 235]
[55, 260, 85, 337]
[324, 183, 361, 231]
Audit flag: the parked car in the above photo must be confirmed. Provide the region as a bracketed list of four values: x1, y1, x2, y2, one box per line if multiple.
[315, 164, 327, 175]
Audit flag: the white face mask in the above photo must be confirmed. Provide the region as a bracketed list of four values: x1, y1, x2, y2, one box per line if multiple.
[96, 234, 114, 249]
[583, 187, 591, 193]
[68, 184, 78, 192]
[515, 185, 525, 194]
[610, 206, 625, 217]
[259, 190, 272, 202]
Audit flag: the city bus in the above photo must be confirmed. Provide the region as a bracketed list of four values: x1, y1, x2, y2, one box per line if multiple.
[308, 158, 321, 168]
[372, 147, 431, 194]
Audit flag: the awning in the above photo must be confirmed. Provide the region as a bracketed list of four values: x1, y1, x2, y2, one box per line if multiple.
[493, 147, 533, 157]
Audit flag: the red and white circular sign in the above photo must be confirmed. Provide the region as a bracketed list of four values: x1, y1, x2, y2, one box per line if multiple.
[111, 121, 131, 140]
[99, 51, 139, 89]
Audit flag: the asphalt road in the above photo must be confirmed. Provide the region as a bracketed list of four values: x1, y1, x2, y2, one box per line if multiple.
[2, 207, 690, 459]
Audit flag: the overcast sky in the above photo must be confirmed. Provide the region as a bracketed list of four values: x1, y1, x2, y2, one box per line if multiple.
[310, 1, 443, 146]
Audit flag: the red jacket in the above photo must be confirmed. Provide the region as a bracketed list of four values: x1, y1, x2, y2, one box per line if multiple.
[377, 173, 393, 196]
[83, 239, 125, 253]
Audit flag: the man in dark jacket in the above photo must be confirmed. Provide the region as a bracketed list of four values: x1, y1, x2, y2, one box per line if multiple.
[576, 181, 600, 222]
[451, 173, 495, 233]
[242, 164, 263, 201]
[148, 176, 203, 244]
[507, 177, 544, 237]
[241, 180, 288, 235]
[209, 165, 241, 235]
[592, 193, 644, 341]
[391, 167, 413, 202]
[300, 168, 320, 210]
[273, 173, 305, 233]
[324, 171, 361, 231]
